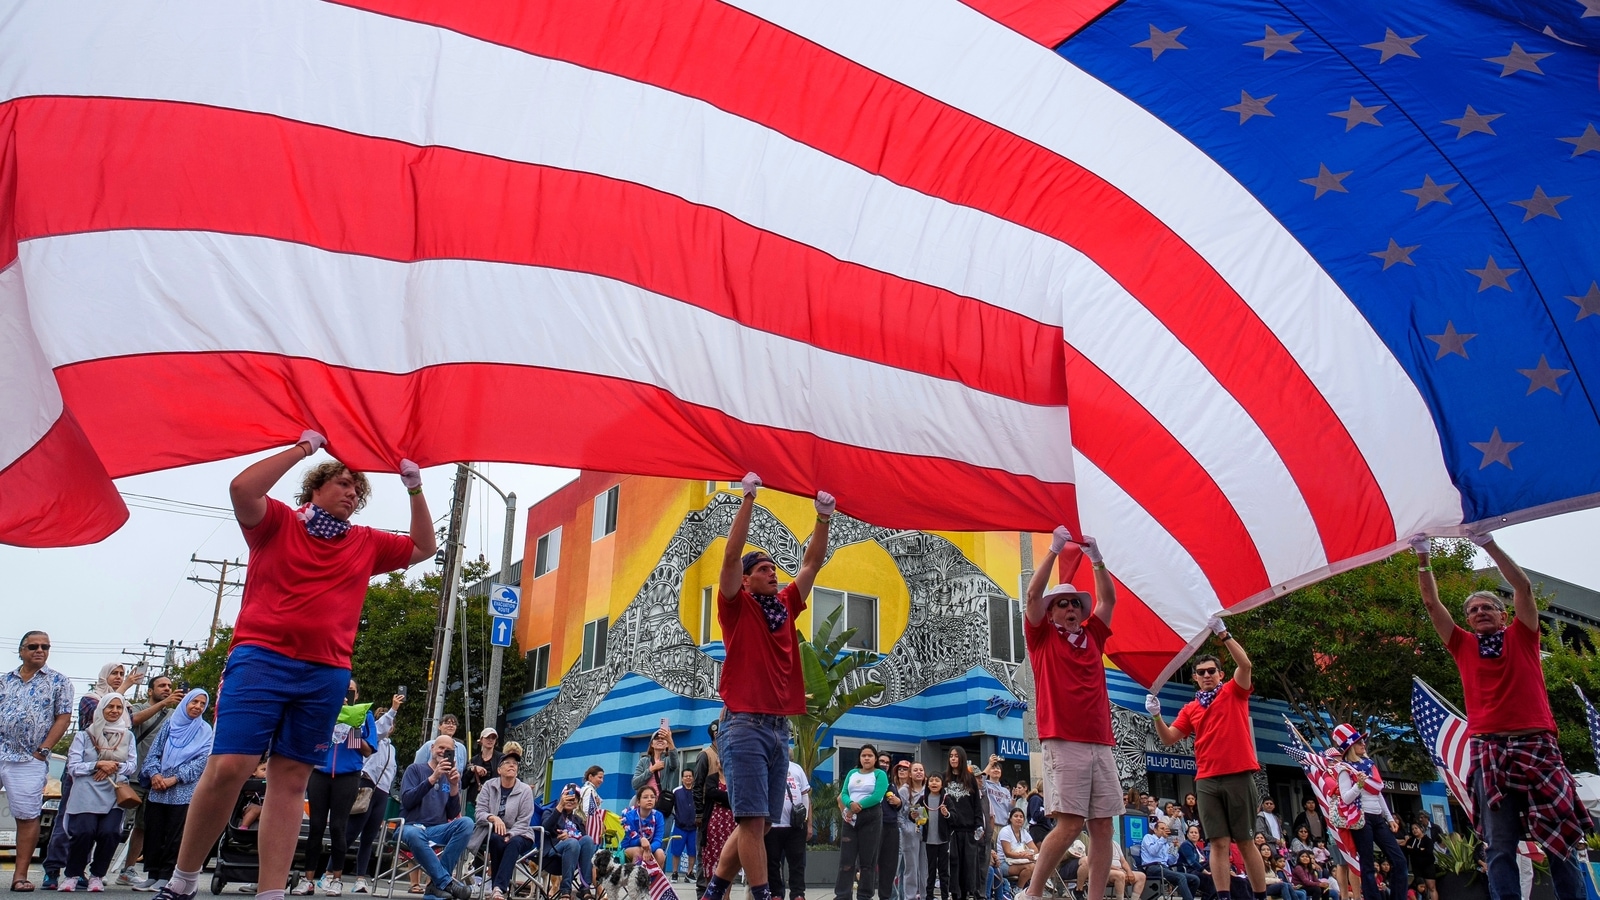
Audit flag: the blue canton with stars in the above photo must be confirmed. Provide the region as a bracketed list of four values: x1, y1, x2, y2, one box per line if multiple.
[1059, 0, 1600, 523]
[1411, 678, 1453, 768]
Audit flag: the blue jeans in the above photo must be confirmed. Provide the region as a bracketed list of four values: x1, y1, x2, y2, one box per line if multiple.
[716, 713, 790, 820]
[1350, 815, 1408, 900]
[1475, 769, 1585, 900]
[486, 834, 534, 891]
[401, 819, 473, 896]
[552, 836, 599, 893]
[1143, 865, 1199, 900]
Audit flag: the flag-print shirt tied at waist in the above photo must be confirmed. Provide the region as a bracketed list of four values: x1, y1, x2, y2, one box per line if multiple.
[1472, 731, 1592, 859]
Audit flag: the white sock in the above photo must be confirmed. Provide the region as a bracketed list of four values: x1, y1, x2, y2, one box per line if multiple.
[168, 869, 202, 894]
[256, 891, 286, 900]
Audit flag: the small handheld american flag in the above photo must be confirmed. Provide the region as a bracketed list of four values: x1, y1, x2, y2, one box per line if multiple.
[1412, 677, 1475, 822]
[1281, 719, 1360, 877]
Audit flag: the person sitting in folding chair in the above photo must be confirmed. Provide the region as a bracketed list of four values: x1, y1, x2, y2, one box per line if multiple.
[477, 749, 537, 900]
[398, 736, 474, 900]
[542, 785, 598, 900]
[1141, 821, 1200, 900]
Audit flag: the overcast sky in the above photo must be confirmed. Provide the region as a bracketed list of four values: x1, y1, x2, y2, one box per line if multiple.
[5, 454, 1597, 690]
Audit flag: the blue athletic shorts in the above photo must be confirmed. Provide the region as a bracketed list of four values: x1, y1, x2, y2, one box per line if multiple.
[674, 828, 697, 858]
[213, 644, 350, 765]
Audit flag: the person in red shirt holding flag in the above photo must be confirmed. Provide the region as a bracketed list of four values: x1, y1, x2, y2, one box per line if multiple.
[1148, 621, 1267, 900]
[153, 431, 436, 900]
[1412, 532, 1590, 900]
[1017, 526, 1119, 900]
[701, 473, 833, 900]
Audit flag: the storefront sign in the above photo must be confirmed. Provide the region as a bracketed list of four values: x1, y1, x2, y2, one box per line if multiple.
[986, 695, 1029, 719]
[1146, 751, 1197, 774]
[998, 738, 1030, 759]
[1383, 780, 1420, 794]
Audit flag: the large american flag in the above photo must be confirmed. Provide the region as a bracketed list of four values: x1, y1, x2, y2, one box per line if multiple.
[2, 0, 1597, 685]
[1412, 677, 1475, 822]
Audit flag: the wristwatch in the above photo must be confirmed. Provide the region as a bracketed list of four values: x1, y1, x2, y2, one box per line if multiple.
[33, 747, 49, 759]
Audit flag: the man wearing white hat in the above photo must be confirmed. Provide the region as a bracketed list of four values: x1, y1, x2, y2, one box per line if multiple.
[1017, 526, 1118, 900]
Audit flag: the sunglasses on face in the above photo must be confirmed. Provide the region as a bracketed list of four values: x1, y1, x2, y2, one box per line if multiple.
[23, 643, 49, 651]
[1194, 667, 1219, 676]
[1055, 597, 1083, 610]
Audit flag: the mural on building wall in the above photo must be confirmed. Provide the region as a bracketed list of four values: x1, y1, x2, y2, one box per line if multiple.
[506, 492, 1185, 791]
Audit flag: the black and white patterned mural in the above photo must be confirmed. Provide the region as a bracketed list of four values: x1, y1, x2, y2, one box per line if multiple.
[505, 491, 1190, 792]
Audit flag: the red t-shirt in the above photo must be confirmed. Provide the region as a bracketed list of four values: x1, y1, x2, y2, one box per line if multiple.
[717, 583, 807, 715]
[1024, 614, 1113, 745]
[233, 499, 415, 668]
[1447, 619, 1556, 735]
[1171, 679, 1258, 779]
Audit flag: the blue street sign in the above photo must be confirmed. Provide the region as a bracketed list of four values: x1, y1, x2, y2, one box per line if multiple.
[489, 583, 520, 618]
[491, 616, 514, 647]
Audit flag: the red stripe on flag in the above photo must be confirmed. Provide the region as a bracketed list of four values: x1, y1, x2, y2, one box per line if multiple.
[334, 0, 1399, 562]
[0, 411, 127, 547]
[1057, 545, 1186, 687]
[959, 0, 1122, 46]
[48, 351, 1082, 534]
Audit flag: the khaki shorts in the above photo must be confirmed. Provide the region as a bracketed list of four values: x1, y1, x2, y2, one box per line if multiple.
[1196, 771, 1258, 841]
[1041, 739, 1123, 820]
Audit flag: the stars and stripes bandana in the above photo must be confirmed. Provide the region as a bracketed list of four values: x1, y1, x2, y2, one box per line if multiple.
[1472, 731, 1592, 860]
[755, 593, 788, 633]
[297, 503, 350, 539]
[1478, 628, 1507, 659]
[1194, 687, 1220, 708]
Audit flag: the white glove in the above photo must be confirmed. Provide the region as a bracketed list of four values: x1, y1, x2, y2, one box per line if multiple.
[741, 472, 762, 498]
[400, 459, 422, 490]
[1049, 526, 1072, 555]
[1465, 529, 1493, 547]
[1208, 616, 1227, 635]
[299, 429, 326, 454]
[815, 491, 836, 517]
[1079, 535, 1103, 565]
[1144, 694, 1161, 716]
[1407, 534, 1430, 556]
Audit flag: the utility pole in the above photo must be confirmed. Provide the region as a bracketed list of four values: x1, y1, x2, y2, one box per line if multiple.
[425, 465, 472, 738]
[453, 464, 517, 731]
[190, 555, 246, 649]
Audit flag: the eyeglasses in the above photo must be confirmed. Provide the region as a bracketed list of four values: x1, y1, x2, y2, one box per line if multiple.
[1194, 667, 1219, 676]
[23, 643, 49, 651]
[1055, 597, 1083, 610]
[1465, 605, 1501, 616]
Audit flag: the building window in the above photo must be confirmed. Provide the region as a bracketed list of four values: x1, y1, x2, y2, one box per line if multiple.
[527, 644, 551, 690]
[813, 588, 878, 651]
[701, 586, 715, 645]
[989, 595, 1026, 663]
[534, 527, 561, 577]
[592, 485, 619, 540]
[581, 617, 609, 671]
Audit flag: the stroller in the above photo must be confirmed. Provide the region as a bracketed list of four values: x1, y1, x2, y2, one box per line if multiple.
[209, 778, 333, 895]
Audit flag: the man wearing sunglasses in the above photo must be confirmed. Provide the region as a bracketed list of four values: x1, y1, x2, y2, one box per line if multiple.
[1018, 525, 1118, 900]
[1413, 532, 1588, 900]
[1147, 619, 1264, 900]
[1, 632, 74, 892]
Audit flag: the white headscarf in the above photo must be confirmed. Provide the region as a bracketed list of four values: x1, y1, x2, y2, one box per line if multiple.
[87, 692, 133, 763]
[85, 662, 125, 701]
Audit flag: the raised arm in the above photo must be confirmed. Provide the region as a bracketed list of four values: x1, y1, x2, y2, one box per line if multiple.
[1147, 694, 1187, 747]
[1026, 527, 1073, 625]
[230, 429, 325, 528]
[1475, 532, 1537, 631]
[1082, 536, 1115, 626]
[719, 472, 761, 600]
[1410, 536, 1456, 645]
[1218, 623, 1251, 692]
[791, 491, 835, 600]
[400, 459, 437, 565]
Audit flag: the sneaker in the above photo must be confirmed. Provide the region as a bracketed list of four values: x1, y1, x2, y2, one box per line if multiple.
[437, 879, 471, 900]
[117, 868, 140, 886]
[238, 885, 256, 894]
[152, 881, 200, 900]
[56, 879, 76, 893]
[133, 879, 164, 892]
[87, 878, 105, 893]
[293, 879, 317, 895]
[42, 874, 59, 891]
[354, 879, 370, 894]
[320, 876, 344, 897]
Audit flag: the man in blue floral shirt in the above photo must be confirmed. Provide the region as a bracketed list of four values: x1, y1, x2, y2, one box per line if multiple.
[1, 630, 74, 891]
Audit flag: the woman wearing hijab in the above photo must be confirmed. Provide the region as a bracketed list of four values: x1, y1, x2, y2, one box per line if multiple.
[79, 663, 141, 728]
[61, 693, 138, 892]
[45, 663, 143, 890]
[137, 690, 213, 892]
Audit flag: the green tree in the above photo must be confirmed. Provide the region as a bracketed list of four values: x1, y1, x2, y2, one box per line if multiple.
[1536, 629, 1600, 772]
[1215, 540, 1497, 779]
[174, 562, 525, 760]
[791, 605, 885, 845]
